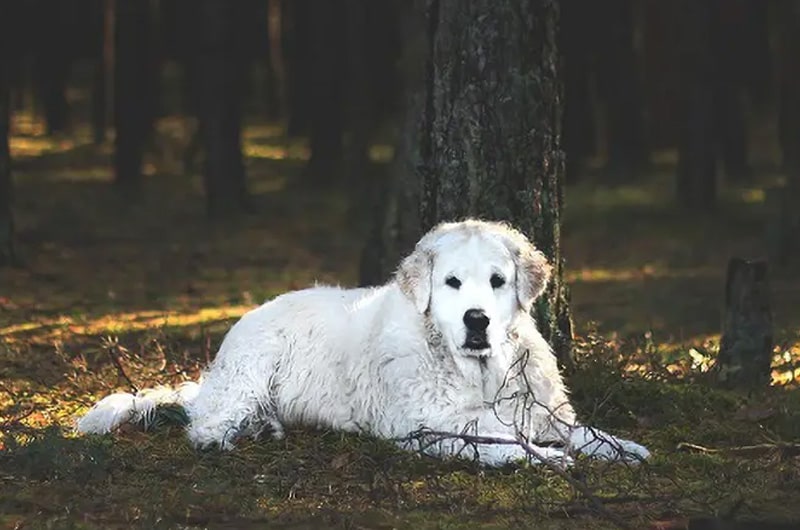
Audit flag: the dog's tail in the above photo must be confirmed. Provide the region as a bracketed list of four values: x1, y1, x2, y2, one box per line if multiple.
[75, 381, 200, 435]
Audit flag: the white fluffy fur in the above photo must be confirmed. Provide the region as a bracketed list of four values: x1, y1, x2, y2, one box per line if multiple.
[76, 219, 649, 466]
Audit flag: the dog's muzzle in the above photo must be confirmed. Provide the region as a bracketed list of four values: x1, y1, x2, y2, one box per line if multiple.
[464, 333, 490, 350]
[463, 309, 490, 350]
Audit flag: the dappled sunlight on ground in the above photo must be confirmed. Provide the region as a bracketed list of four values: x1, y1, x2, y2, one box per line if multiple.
[0, 304, 255, 345]
[565, 264, 719, 283]
[9, 135, 90, 158]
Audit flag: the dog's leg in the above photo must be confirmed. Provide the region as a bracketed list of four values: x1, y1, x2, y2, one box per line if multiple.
[398, 407, 572, 466]
[567, 425, 650, 462]
[184, 362, 283, 450]
[186, 394, 284, 450]
[403, 429, 571, 467]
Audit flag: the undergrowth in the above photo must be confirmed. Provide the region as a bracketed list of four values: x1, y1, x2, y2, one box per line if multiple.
[3, 331, 800, 529]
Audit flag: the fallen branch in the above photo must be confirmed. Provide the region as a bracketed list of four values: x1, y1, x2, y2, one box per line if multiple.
[515, 434, 635, 530]
[395, 429, 633, 530]
[394, 429, 564, 450]
[677, 441, 800, 458]
[103, 336, 138, 393]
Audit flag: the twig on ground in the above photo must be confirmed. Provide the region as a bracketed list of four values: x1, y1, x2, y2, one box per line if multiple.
[515, 434, 635, 530]
[103, 336, 138, 393]
[677, 441, 800, 458]
[0, 407, 36, 430]
[395, 429, 633, 530]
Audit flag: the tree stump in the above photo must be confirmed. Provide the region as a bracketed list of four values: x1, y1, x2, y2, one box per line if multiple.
[716, 258, 773, 387]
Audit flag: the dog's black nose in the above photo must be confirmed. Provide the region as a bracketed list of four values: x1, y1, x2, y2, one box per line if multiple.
[463, 309, 490, 332]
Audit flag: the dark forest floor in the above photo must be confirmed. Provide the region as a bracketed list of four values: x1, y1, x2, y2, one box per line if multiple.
[2, 116, 800, 529]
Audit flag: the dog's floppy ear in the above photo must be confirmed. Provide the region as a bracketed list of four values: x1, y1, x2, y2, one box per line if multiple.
[396, 248, 433, 313]
[502, 230, 551, 312]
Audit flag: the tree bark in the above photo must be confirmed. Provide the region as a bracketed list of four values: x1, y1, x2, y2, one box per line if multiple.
[283, 0, 312, 137]
[114, 0, 155, 193]
[362, 0, 573, 368]
[716, 258, 773, 388]
[560, 0, 595, 183]
[0, 16, 14, 267]
[91, 0, 112, 145]
[344, 0, 371, 191]
[305, 0, 345, 184]
[192, 0, 250, 218]
[779, 1, 800, 182]
[358, 0, 425, 287]
[33, 0, 71, 136]
[266, 0, 286, 121]
[676, 0, 717, 209]
[596, 0, 647, 182]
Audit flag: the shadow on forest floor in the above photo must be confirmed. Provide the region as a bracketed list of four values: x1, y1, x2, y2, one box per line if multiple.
[2, 119, 800, 529]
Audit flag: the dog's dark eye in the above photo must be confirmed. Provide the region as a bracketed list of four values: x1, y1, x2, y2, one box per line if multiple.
[445, 276, 462, 289]
[490, 274, 505, 289]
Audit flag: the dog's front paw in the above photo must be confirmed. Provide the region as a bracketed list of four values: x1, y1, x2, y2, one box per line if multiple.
[569, 426, 650, 463]
[473, 435, 571, 467]
[615, 438, 650, 462]
[524, 445, 574, 467]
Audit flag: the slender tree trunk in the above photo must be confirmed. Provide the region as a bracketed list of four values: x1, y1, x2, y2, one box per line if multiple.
[642, 2, 682, 151]
[91, 0, 110, 144]
[596, 0, 647, 181]
[193, 0, 250, 218]
[676, 0, 717, 209]
[362, 0, 573, 368]
[561, 0, 595, 183]
[284, 0, 312, 137]
[114, 0, 155, 193]
[714, 0, 753, 182]
[344, 0, 372, 197]
[0, 4, 15, 266]
[266, 0, 286, 121]
[359, 0, 426, 287]
[779, 1, 800, 182]
[33, 1, 71, 136]
[305, 0, 345, 184]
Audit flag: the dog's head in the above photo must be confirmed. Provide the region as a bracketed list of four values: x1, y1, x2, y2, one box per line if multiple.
[396, 219, 551, 358]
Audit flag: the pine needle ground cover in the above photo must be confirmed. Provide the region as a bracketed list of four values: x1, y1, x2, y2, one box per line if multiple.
[2, 123, 800, 529]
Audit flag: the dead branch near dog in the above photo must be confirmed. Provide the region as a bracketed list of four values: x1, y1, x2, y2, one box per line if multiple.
[677, 441, 800, 459]
[102, 335, 138, 393]
[396, 428, 634, 530]
[515, 434, 635, 530]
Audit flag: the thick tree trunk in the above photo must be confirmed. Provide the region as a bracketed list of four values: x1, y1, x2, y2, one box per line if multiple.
[362, 0, 573, 367]
[114, 0, 155, 193]
[0, 3, 14, 267]
[716, 258, 773, 387]
[192, 0, 250, 218]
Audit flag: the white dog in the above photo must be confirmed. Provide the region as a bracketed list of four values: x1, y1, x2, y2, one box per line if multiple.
[77, 219, 649, 466]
